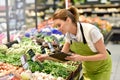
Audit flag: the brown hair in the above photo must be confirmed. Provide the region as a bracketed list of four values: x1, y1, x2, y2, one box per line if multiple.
[52, 6, 79, 23]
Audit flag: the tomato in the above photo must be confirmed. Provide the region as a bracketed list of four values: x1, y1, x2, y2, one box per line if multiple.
[10, 76, 20, 80]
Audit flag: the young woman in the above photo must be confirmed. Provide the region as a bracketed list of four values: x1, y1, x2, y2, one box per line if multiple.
[36, 6, 112, 80]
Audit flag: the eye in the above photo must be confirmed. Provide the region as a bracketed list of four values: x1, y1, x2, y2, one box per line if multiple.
[57, 24, 61, 27]
[54, 24, 61, 28]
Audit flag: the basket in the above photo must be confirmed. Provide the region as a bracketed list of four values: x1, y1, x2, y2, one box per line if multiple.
[66, 63, 83, 80]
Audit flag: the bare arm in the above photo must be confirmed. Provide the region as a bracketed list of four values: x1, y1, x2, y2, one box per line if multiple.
[35, 42, 71, 61]
[61, 42, 70, 53]
[65, 38, 108, 61]
[81, 38, 107, 61]
[35, 54, 61, 62]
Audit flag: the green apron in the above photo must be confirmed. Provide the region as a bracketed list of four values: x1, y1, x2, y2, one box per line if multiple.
[70, 42, 112, 80]
[69, 22, 112, 80]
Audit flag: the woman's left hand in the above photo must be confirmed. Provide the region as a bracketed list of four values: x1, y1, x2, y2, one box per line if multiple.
[65, 54, 82, 61]
[35, 54, 49, 62]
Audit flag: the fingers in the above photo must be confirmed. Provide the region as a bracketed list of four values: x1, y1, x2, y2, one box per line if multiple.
[35, 54, 48, 61]
[65, 54, 80, 61]
[35, 54, 43, 61]
[65, 54, 73, 61]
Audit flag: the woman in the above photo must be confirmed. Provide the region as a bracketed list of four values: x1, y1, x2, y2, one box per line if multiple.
[36, 6, 112, 80]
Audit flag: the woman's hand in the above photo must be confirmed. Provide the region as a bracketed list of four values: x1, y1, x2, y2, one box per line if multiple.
[65, 54, 82, 61]
[35, 54, 49, 62]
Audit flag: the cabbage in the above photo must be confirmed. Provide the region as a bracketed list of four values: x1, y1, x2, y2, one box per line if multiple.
[0, 44, 8, 54]
[12, 43, 21, 49]
[21, 70, 32, 80]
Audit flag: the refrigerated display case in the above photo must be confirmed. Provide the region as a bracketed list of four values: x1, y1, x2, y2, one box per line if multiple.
[0, 0, 26, 42]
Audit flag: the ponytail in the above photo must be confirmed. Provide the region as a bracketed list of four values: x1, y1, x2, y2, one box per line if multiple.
[67, 6, 79, 22]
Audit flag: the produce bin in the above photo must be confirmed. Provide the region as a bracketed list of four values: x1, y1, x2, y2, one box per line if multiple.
[66, 63, 83, 80]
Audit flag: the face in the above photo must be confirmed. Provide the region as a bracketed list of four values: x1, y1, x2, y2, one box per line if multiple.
[53, 19, 70, 34]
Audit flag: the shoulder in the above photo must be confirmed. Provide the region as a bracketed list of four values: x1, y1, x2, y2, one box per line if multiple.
[81, 22, 103, 42]
[80, 23, 97, 34]
[81, 22, 97, 29]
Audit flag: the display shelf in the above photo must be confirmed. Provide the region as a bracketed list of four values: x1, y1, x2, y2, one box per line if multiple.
[104, 27, 120, 44]
[0, 16, 6, 18]
[0, 20, 6, 23]
[0, 7, 6, 23]
[93, 4, 120, 8]
[76, 4, 120, 8]
[76, 4, 120, 17]
[0, 0, 26, 30]
[25, 0, 64, 29]
[77, 3, 120, 41]
[25, 0, 64, 19]
[0, 0, 26, 42]
[100, 17, 120, 28]
[110, 27, 120, 44]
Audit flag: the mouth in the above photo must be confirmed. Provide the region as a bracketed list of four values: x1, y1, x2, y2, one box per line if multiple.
[60, 30, 64, 33]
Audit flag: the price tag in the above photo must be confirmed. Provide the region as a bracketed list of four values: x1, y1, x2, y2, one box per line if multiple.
[20, 54, 28, 69]
[27, 49, 35, 59]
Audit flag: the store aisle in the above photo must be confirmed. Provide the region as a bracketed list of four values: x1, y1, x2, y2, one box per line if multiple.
[106, 42, 120, 80]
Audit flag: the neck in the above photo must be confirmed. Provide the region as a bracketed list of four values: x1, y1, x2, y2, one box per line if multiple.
[70, 23, 77, 35]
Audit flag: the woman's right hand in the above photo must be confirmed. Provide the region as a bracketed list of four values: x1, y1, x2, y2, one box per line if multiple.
[35, 54, 49, 62]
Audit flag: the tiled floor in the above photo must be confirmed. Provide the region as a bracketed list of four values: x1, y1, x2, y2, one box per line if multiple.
[106, 42, 120, 80]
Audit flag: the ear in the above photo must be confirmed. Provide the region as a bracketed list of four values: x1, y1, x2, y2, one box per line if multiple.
[66, 17, 71, 22]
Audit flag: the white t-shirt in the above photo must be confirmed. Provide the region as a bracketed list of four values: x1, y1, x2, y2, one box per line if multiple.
[65, 22, 104, 52]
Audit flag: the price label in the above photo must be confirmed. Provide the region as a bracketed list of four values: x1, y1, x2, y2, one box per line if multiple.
[20, 54, 28, 69]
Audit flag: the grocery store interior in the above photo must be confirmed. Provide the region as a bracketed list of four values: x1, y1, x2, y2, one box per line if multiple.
[0, 0, 120, 80]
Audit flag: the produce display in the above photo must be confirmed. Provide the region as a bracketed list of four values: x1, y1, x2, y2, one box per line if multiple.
[20, 70, 65, 80]
[0, 62, 24, 77]
[79, 15, 112, 36]
[0, 14, 111, 79]
[0, 34, 79, 80]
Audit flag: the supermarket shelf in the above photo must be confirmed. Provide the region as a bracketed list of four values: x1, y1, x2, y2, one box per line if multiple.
[94, 4, 120, 8]
[0, 16, 6, 18]
[76, 4, 120, 8]
[76, 4, 120, 17]
[104, 27, 120, 44]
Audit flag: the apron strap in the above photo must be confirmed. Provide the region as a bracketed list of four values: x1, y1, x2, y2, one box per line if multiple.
[79, 23, 87, 44]
[70, 22, 87, 44]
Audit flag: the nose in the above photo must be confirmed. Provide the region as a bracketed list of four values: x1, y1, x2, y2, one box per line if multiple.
[57, 27, 61, 30]
[58, 27, 62, 32]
